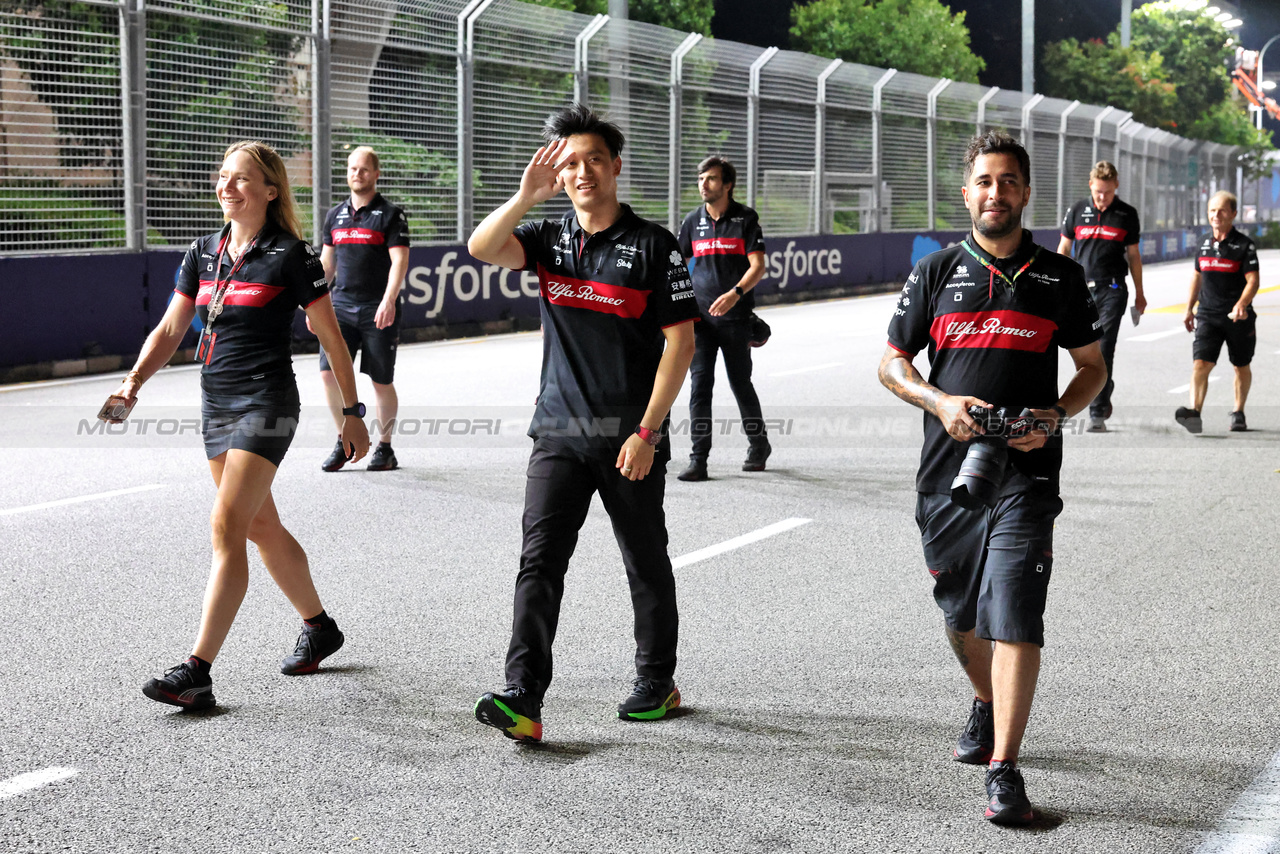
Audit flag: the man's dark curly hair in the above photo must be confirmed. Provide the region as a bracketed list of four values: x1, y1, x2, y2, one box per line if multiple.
[963, 131, 1031, 185]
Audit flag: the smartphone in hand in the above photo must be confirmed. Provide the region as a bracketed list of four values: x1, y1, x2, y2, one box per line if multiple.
[98, 395, 137, 423]
[1129, 305, 1141, 326]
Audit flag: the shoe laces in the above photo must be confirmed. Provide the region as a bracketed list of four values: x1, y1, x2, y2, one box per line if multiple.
[291, 627, 320, 657]
[962, 700, 992, 741]
[987, 762, 1023, 794]
[629, 676, 665, 696]
[162, 662, 196, 685]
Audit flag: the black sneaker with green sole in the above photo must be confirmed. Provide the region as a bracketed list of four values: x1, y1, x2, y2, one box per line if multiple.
[474, 687, 543, 742]
[617, 677, 681, 721]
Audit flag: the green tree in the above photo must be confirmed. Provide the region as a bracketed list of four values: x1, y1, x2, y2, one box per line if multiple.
[788, 0, 984, 83]
[1130, 3, 1233, 134]
[526, 0, 714, 35]
[1041, 36, 1176, 130]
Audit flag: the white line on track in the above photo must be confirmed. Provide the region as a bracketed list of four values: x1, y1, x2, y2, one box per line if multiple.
[0, 768, 78, 800]
[770, 362, 843, 377]
[673, 518, 811, 569]
[1168, 377, 1220, 394]
[1126, 328, 1183, 343]
[0, 484, 164, 517]
[1194, 746, 1280, 854]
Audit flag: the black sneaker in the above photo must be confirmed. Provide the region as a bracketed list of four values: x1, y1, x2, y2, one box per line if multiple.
[954, 697, 994, 765]
[1230, 410, 1247, 432]
[1175, 406, 1202, 434]
[367, 442, 398, 471]
[677, 458, 708, 482]
[985, 761, 1034, 825]
[742, 442, 772, 472]
[321, 438, 347, 472]
[617, 676, 681, 721]
[280, 619, 344, 675]
[1086, 416, 1107, 433]
[474, 686, 543, 742]
[142, 659, 215, 710]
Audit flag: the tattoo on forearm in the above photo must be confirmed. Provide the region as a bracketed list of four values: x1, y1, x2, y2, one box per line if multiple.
[879, 352, 940, 417]
[945, 626, 969, 667]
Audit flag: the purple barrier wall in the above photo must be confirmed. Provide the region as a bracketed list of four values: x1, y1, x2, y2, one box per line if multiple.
[0, 226, 1210, 370]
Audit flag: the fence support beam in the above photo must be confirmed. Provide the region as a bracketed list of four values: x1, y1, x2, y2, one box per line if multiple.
[120, 0, 146, 251]
[1056, 100, 1080, 222]
[976, 86, 999, 135]
[1019, 93, 1043, 228]
[1091, 105, 1114, 165]
[456, 0, 497, 241]
[926, 78, 951, 232]
[746, 47, 778, 209]
[574, 14, 609, 106]
[667, 32, 702, 233]
[814, 58, 842, 235]
[311, 0, 332, 245]
[871, 68, 897, 232]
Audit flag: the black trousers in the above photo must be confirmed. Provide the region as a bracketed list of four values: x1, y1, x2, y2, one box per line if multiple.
[1088, 281, 1128, 418]
[689, 318, 767, 460]
[505, 439, 678, 699]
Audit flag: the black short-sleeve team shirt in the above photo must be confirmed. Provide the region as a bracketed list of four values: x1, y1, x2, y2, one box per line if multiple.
[677, 200, 766, 322]
[1195, 227, 1259, 318]
[322, 193, 409, 305]
[887, 230, 1101, 496]
[176, 223, 329, 395]
[1060, 196, 1140, 281]
[514, 205, 699, 454]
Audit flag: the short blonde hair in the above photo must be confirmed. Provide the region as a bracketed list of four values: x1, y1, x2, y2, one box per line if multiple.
[1209, 190, 1238, 212]
[223, 140, 303, 240]
[349, 146, 380, 172]
[1089, 161, 1118, 183]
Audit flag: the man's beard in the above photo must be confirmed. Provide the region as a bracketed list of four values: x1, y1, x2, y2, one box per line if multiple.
[971, 206, 1022, 239]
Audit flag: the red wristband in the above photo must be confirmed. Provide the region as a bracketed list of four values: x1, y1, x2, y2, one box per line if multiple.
[635, 425, 661, 446]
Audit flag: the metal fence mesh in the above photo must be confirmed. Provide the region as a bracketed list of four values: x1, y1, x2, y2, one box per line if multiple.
[0, 0, 1265, 258]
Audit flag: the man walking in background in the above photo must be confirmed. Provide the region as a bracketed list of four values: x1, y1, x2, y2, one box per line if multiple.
[317, 146, 410, 471]
[676, 155, 770, 481]
[1057, 161, 1145, 433]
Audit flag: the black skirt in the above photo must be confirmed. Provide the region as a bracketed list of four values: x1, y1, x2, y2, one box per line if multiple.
[201, 385, 300, 467]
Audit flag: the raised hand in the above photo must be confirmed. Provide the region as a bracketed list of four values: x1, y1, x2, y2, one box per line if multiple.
[518, 138, 569, 206]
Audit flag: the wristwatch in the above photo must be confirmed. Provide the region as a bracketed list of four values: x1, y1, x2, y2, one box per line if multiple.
[635, 425, 661, 446]
[732, 285, 745, 296]
[1049, 404, 1068, 421]
[342, 402, 366, 417]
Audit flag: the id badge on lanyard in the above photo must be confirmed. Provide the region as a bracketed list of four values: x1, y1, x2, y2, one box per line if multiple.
[197, 228, 259, 365]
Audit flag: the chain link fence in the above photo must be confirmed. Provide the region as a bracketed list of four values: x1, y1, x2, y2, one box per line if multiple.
[0, 0, 1262, 257]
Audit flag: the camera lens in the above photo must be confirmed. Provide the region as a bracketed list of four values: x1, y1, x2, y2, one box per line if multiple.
[950, 440, 1007, 510]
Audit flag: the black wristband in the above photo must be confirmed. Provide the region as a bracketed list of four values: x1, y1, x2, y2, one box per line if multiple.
[1050, 404, 1068, 421]
[733, 285, 744, 296]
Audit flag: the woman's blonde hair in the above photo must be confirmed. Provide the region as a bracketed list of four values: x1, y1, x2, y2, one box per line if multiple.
[222, 140, 303, 240]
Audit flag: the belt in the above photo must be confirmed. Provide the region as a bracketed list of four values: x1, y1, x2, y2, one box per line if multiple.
[1087, 278, 1125, 288]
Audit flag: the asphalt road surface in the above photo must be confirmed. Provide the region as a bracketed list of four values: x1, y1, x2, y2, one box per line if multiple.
[2, 251, 1278, 853]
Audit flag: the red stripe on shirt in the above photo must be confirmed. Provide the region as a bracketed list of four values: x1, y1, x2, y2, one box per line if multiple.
[1074, 225, 1127, 242]
[929, 310, 1058, 353]
[536, 264, 650, 319]
[331, 228, 386, 245]
[692, 237, 746, 257]
[1198, 257, 1241, 273]
[196, 280, 286, 308]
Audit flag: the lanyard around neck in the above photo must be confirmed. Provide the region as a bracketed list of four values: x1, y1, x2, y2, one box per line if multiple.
[961, 238, 1039, 295]
[207, 227, 261, 326]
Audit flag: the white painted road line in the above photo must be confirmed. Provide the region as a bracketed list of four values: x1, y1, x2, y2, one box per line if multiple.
[1168, 377, 1221, 394]
[0, 484, 164, 517]
[673, 518, 812, 569]
[1194, 747, 1280, 854]
[770, 363, 843, 378]
[0, 767, 78, 800]
[1126, 328, 1184, 343]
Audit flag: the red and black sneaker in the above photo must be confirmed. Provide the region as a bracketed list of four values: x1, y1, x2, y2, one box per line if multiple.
[954, 697, 994, 764]
[984, 761, 1035, 826]
[280, 620, 344, 675]
[142, 659, 215, 710]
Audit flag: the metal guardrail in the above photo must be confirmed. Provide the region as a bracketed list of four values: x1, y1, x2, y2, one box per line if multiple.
[0, 0, 1258, 257]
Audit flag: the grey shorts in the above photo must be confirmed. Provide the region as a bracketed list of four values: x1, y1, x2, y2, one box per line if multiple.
[915, 489, 1063, 646]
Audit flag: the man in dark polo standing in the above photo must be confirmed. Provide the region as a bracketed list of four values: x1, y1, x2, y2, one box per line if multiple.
[466, 104, 698, 743]
[1057, 161, 1145, 432]
[317, 145, 409, 471]
[675, 155, 770, 481]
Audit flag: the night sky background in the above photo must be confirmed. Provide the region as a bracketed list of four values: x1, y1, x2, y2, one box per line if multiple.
[711, 0, 1280, 133]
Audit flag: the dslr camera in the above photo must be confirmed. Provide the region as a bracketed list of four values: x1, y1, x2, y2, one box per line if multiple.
[949, 405, 1038, 510]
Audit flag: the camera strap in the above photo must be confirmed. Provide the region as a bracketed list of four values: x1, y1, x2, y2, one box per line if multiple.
[960, 239, 1039, 299]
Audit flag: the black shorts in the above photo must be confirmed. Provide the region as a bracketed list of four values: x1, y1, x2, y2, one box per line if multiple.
[202, 386, 300, 468]
[319, 302, 399, 384]
[915, 489, 1063, 647]
[1193, 312, 1256, 367]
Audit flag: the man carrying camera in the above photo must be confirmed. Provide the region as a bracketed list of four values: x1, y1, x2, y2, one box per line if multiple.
[877, 132, 1106, 826]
